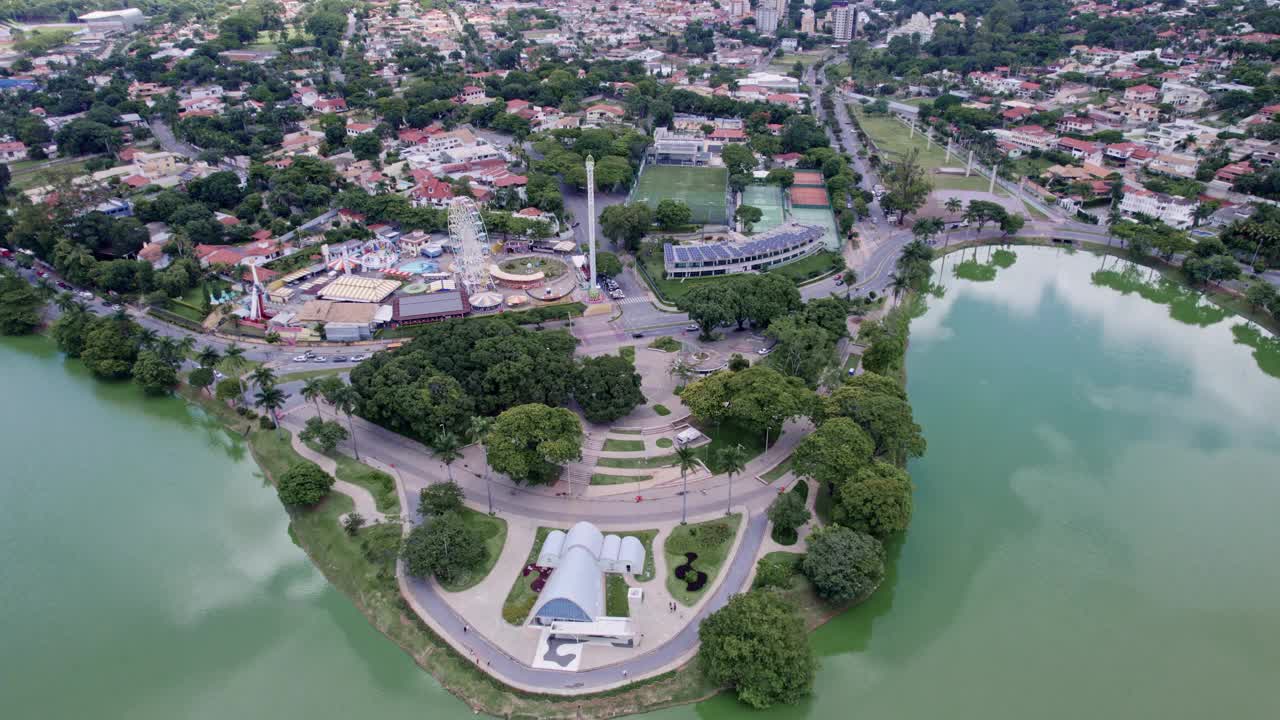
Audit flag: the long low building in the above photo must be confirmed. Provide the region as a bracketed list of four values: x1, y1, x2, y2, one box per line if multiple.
[663, 223, 824, 279]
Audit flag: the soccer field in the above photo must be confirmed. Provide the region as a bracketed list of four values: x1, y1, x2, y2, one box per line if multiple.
[631, 165, 728, 225]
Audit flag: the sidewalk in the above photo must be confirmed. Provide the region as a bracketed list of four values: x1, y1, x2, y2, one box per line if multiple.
[289, 432, 387, 525]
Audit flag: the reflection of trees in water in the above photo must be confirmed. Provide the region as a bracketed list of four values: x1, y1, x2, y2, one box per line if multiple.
[1091, 263, 1229, 327]
[1231, 323, 1280, 380]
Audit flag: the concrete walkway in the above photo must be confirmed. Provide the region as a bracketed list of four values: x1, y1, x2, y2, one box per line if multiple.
[289, 432, 387, 525]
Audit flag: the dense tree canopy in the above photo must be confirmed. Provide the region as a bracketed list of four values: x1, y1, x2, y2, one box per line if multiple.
[0, 271, 44, 336]
[401, 512, 486, 583]
[484, 403, 583, 485]
[698, 589, 816, 709]
[792, 417, 875, 489]
[574, 354, 646, 423]
[681, 365, 813, 437]
[823, 372, 926, 462]
[802, 525, 885, 603]
[835, 461, 914, 538]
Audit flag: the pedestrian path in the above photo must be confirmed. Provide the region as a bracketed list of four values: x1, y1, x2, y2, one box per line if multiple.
[289, 433, 387, 525]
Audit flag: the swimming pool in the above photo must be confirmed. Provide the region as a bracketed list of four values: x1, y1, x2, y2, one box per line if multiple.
[397, 259, 441, 274]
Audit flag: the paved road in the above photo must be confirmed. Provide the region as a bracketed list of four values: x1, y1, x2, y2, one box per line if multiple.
[149, 119, 200, 159]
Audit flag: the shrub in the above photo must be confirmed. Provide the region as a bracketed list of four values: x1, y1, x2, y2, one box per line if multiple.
[418, 481, 465, 517]
[276, 461, 335, 506]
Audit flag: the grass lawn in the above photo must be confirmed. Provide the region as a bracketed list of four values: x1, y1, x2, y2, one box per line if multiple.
[648, 336, 682, 352]
[612, 428, 643, 435]
[652, 404, 671, 416]
[278, 368, 343, 383]
[603, 438, 645, 452]
[855, 108, 1007, 198]
[619, 345, 636, 362]
[591, 472, 652, 485]
[597, 453, 677, 469]
[664, 514, 741, 606]
[606, 574, 631, 617]
[697, 420, 767, 473]
[330, 453, 400, 514]
[768, 251, 842, 284]
[632, 164, 728, 225]
[655, 437, 673, 448]
[160, 299, 208, 323]
[502, 526, 557, 625]
[761, 456, 794, 482]
[10, 158, 91, 190]
[931, 173, 999, 193]
[437, 507, 508, 593]
[499, 255, 567, 278]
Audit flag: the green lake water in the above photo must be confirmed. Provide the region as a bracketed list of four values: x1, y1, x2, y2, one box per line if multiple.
[4, 246, 1279, 719]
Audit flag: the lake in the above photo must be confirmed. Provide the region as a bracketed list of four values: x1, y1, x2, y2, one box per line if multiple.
[3, 246, 1278, 719]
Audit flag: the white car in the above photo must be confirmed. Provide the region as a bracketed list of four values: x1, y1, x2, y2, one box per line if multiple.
[686, 324, 699, 331]
[757, 345, 774, 356]
[292, 355, 310, 362]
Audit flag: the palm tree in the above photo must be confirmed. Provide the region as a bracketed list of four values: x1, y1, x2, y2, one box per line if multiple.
[222, 343, 248, 406]
[717, 444, 748, 516]
[249, 365, 277, 391]
[432, 430, 462, 483]
[196, 346, 221, 370]
[254, 384, 286, 426]
[136, 328, 159, 348]
[944, 197, 962, 245]
[301, 377, 327, 416]
[889, 272, 911, 301]
[468, 416, 496, 514]
[176, 335, 195, 359]
[153, 336, 182, 368]
[330, 385, 362, 459]
[54, 292, 83, 314]
[675, 445, 697, 525]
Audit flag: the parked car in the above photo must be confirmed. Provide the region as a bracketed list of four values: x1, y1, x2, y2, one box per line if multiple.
[757, 345, 775, 356]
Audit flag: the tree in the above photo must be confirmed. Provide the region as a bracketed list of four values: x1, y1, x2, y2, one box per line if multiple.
[574, 354, 647, 423]
[0, 271, 44, 335]
[765, 168, 795, 188]
[484, 403, 583, 485]
[682, 365, 813, 436]
[188, 366, 215, 397]
[222, 343, 248, 403]
[301, 376, 328, 415]
[300, 416, 348, 453]
[741, 274, 802, 329]
[599, 203, 653, 251]
[802, 525, 885, 603]
[132, 350, 178, 395]
[675, 445, 698, 524]
[401, 512, 486, 583]
[792, 417, 875, 488]
[595, 251, 623, 278]
[698, 590, 816, 709]
[678, 282, 738, 339]
[215, 377, 243, 407]
[196, 346, 221, 370]
[835, 461, 914, 537]
[277, 461, 335, 506]
[735, 204, 763, 233]
[254, 384, 286, 426]
[350, 132, 383, 162]
[432, 430, 463, 483]
[1245, 279, 1279, 314]
[823, 372, 926, 461]
[718, 443, 747, 514]
[418, 481, 465, 516]
[767, 490, 811, 542]
[1000, 212, 1026, 237]
[765, 316, 837, 386]
[881, 148, 932, 224]
[81, 317, 141, 379]
[249, 365, 277, 391]
[721, 143, 756, 176]
[329, 384, 363, 459]
[655, 198, 693, 230]
[964, 199, 1006, 233]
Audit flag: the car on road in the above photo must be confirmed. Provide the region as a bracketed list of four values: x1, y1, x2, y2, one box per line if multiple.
[351, 353, 370, 361]
[686, 324, 699, 331]
[757, 345, 775, 356]
[311, 356, 328, 363]
[78, 291, 94, 300]
[834, 276, 844, 286]
[632, 332, 644, 338]
[56, 281, 71, 290]
[292, 354, 311, 362]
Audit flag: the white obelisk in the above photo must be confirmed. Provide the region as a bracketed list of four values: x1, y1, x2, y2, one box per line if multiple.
[585, 155, 598, 295]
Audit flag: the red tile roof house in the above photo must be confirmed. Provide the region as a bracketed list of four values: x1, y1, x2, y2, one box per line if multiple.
[1002, 106, 1034, 123]
[411, 173, 455, 207]
[585, 104, 626, 123]
[0, 141, 29, 162]
[1124, 84, 1160, 103]
[1215, 161, 1256, 185]
[313, 97, 348, 113]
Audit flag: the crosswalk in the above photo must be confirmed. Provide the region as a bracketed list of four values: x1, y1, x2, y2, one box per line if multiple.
[613, 295, 653, 306]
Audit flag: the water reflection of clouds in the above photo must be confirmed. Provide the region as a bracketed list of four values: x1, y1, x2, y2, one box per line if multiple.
[915, 249, 1280, 433]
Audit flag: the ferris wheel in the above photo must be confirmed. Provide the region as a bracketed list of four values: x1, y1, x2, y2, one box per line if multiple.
[449, 197, 491, 294]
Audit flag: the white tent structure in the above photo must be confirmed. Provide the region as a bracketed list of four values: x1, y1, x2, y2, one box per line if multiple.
[532, 522, 645, 627]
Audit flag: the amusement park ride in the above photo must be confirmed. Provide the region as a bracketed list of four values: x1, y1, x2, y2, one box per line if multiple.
[449, 196, 492, 295]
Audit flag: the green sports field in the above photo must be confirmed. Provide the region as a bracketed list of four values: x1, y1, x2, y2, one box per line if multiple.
[632, 164, 728, 225]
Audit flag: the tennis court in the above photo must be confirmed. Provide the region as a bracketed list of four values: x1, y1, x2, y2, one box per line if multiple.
[740, 185, 785, 232]
[789, 207, 841, 252]
[631, 164, 728, 225]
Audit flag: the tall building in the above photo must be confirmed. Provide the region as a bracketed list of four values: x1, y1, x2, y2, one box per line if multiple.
[830, 1, 855, 42]
[755, 0, 782, 36]
[800, 8, 816, 34]
[730, 0, 748, 18]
